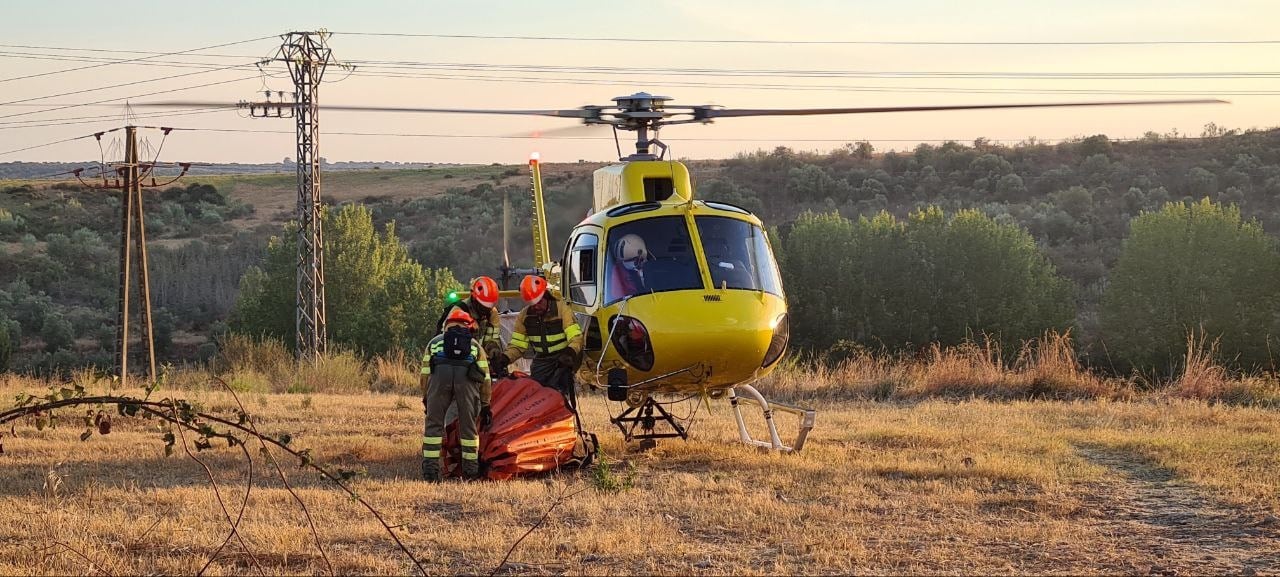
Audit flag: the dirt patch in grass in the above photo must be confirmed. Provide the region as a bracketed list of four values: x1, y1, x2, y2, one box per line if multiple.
[1074, 445, 1280, 575]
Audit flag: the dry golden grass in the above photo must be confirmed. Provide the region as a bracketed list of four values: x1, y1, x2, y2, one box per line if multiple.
[1168, 331, 1280, 407]
[3, 333, 1279, 574]
[1, 373, 1278, 575]
[768, 331, 1131, 403]
[371, 349, 419, 396]
[211, 335, 369, 395]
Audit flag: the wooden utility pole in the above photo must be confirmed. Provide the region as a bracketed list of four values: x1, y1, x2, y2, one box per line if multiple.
[113, 125, 157, 387]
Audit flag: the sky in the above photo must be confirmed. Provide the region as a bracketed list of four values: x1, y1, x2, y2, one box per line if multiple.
[0, 0, 1277, 165]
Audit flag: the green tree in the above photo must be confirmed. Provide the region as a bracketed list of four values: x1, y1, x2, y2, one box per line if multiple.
[780, 208, 1072, 352]
[780, 212, 858, 349]
[909, 207, 1074, 347]
[0, 314, 12, 372]
[40, 313, 74, 353]
[232, 204, 457, 356]
[1102, 199, 1280, 372]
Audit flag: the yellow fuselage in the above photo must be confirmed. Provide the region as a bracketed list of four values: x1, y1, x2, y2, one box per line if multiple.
[556, 160, 790, 396]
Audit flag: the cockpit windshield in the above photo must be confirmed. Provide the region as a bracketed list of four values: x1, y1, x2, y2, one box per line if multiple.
[695, 216, 783, 296]
[603, 216, 704, 304]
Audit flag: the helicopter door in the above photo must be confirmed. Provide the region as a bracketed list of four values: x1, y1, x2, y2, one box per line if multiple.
[566, 232, 599, 307]
[565, 231, 603, 352]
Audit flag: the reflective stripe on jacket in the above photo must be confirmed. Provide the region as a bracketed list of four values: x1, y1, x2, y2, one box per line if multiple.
[505, 297, 583, 360]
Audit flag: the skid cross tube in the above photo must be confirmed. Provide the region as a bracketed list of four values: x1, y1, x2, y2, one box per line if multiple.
[728, 384, 816, 452]
[612, 397, 688, 442]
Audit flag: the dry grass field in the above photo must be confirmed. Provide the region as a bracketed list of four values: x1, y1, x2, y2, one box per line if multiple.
[2, 364, 1279, 575]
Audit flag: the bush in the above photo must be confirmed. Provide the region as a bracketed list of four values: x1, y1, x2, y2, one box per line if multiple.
[1102, 199, 1280, 373]
[780, 208, 1073, 352]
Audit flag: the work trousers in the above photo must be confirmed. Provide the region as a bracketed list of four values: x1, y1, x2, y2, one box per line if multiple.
[423, 363, 482, 466]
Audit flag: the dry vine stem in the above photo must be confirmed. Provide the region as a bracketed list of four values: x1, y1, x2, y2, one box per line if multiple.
[208, 376, 334, 575]
[491, 481, 590, 576]
[0, 387, 424, 574]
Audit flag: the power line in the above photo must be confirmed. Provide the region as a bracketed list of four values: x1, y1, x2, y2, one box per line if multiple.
[0, 133, 96, 157]
[8, 48, 1280, 79]
[1, 47, 1272, 97]
[329, 69, 1275, 96]
[0, 62, 258, 107]
[0, 34, 276, 84]
[0, 108, 229, 130]
[0, 54, 1270, 97]
[0, 106, 227, 126]
[338, 59, 1280, 79]
[0, 50, 266, 73]
[0, 75, 257, 121]
[332, 31, 1280, 46]
[0, 43, 259, 59]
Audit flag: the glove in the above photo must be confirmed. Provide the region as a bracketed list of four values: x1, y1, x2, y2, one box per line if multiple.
[557, 349, 579, 368]
[490, 354, 509, 378]
[479, 406, 493, 430]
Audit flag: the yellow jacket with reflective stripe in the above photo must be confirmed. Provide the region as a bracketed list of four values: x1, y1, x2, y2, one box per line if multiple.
[420, 331, 492, 407]
[505, 297, 582, 361]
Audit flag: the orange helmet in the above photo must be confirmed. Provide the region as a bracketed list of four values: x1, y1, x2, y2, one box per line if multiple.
[445, 308, 475, 328]
[520, 275, 547, 305]
[470, 276, 500, 308]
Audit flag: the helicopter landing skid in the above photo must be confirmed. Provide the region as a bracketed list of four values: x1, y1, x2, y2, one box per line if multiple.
[728, 384, 816, 452]
[612, 397, 688, 447]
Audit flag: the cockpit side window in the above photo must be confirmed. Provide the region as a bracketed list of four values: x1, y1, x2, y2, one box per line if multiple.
[603, 216, 703, 304]
[567, 232, 599, 306]
[695, 216, 783, 296]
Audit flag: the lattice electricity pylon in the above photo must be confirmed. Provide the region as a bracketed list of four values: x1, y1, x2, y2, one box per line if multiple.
[244, 31, 338, 362]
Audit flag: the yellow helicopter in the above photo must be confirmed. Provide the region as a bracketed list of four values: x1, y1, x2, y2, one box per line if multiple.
[434, 92, 1222, 452]
[145, 92, 1221, 451]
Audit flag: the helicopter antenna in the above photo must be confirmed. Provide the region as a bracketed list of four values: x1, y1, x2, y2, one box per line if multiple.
[611, 125, 623, 160]
[502, 186, 512, 277]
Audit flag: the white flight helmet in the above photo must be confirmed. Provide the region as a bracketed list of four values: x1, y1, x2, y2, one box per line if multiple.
[615, 233, 648, 268]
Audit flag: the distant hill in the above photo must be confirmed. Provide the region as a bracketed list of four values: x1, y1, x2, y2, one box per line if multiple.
[4, 127, 1280, 373]
[0, 160, 445, 180]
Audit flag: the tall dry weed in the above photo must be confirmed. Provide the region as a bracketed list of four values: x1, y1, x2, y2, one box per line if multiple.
[763, 346, 905, 401]
[1168, 330, 1280, 405]
[905, 337, 1009, 398]
[1170, 330, 1232, 400]
[292, 349, 369, 394]
[1015, 331, 1127, 400]
[769, 331, 1127, 402]
[372, 349, 418, 395]
[213, 334, 371, 394]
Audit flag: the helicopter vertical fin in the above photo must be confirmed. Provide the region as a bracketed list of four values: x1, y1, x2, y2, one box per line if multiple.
[528, 153, 552, 270]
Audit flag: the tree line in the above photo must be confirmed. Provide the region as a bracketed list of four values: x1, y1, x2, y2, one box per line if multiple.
[4, 127, 1280, 377]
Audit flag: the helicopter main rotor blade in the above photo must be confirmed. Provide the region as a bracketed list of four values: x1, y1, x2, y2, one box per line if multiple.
[701, 99, 1226, 118]
[507, 122, 611, 138]
[132, 100, 598, 118]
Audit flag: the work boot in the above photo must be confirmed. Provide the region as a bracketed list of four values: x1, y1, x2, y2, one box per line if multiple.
[461, 459, 480, 480]
[421, 458, 441, 483]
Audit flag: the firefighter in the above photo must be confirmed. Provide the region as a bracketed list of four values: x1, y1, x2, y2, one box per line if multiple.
[436, 276, 504, 361]
[420, 308, 491, 482]
[496, 275, 583, 407]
